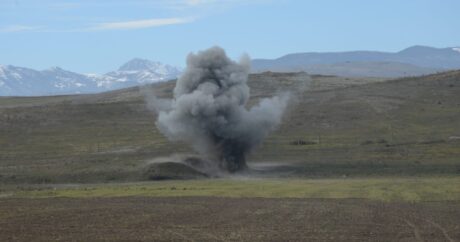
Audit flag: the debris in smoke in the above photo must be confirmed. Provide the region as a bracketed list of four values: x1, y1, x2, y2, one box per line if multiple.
[144, 161, 208, 180]
[150, 46, 297, 173]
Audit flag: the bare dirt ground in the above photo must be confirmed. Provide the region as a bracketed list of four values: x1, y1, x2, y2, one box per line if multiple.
[1, 197, 459, 241]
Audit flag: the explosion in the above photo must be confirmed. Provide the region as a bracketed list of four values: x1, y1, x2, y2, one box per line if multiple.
[154, 46, 290, 172]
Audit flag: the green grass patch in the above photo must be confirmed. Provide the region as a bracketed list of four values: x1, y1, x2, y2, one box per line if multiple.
[10, 177, 460, 202]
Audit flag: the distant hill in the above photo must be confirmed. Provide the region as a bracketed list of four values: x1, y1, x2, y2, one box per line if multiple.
[302, 61, 439, 78]
[0, 59, 181, 96]
[2, 45, 460, 96]
[252, 45, 460, 77]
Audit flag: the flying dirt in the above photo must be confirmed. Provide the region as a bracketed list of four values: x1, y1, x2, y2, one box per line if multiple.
[152, 46, 293, 172]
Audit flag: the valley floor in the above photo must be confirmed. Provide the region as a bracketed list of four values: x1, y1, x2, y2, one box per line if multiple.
[1, 177, 459, 241]
[1, 196, 459, 241]
[1, 71, 459, 241]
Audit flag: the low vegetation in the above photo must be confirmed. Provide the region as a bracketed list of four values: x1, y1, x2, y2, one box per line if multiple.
[0, 71, 459, 241]
[7, 177, 459, 202]
[0, 71, 459, 184]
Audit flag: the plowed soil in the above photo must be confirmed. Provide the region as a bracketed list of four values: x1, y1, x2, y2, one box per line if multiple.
[1, 197, 459, 241]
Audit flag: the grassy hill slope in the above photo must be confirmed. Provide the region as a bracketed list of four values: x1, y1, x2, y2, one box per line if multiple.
[0, 71, 458, 183]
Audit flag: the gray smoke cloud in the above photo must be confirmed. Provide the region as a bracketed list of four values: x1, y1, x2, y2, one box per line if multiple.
[153, 46, 291, 172]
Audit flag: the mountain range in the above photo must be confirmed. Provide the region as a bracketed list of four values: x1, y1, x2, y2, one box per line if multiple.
[0, 59, 181, 96]
[252, 45, 460, 77]
[1, 45, 460, 96]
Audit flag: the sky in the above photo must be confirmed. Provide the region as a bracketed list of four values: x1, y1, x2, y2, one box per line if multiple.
[0, 0, 459, 74]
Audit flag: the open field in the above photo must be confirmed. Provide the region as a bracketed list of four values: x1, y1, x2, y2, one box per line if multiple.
[5, 177, 460, 202]
[0, 71, 459, 184]
[2, 177, 459, 241]
[0, 71, 459, 241]
[1, 196, 459, 241]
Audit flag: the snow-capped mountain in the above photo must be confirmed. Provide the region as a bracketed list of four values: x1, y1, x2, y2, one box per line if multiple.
[2, 45, 460, 96]
[0, 59, 182, 96]
[0, 65, 99, 96]
[106, 58, 182, 85]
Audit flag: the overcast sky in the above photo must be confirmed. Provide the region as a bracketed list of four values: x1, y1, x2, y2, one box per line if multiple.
[0, 0, 459, 73]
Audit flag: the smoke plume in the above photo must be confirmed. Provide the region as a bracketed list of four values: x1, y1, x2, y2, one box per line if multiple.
[154, 46, 290, 172]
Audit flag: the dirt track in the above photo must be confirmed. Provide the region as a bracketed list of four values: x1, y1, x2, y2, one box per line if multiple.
[1, 197, 459, 241]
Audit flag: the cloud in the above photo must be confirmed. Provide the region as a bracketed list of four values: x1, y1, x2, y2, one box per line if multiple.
[158, 0, 261, 11]
[0, 17, 194, 33]
[0, 25, 43, 33]
[0, 0, 267, 33]
[184, 0, 217, 6]
[85, 17, 194, 31]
